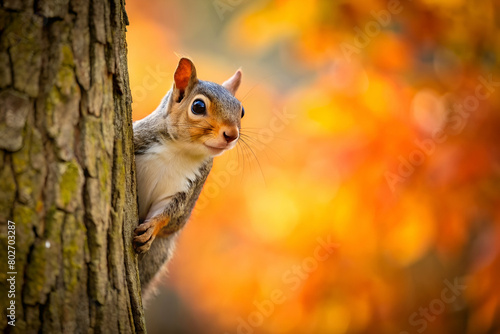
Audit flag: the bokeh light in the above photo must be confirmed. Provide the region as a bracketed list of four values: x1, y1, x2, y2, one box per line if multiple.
[126, 0, 500, 333]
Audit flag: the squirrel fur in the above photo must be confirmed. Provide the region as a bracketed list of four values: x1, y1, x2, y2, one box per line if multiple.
[132, 58, 243, 302]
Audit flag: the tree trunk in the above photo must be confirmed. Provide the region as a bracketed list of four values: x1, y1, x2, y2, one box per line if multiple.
[0, 0, 146, 333]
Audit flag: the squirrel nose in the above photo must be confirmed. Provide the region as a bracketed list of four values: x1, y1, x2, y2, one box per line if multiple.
[222, 127, 239, 143]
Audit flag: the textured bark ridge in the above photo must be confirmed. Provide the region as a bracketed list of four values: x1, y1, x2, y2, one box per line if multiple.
[0, 0, 146, 332]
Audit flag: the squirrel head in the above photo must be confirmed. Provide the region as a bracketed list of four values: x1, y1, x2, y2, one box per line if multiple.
[164, 58, 243, 157]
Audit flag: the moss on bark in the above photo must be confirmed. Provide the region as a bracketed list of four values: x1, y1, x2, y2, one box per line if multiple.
[0, 0, 146, 332]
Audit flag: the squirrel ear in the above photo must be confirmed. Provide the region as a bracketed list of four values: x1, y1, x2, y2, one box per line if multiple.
[173, 58, 197, 102]
[222, 69, 242, 96]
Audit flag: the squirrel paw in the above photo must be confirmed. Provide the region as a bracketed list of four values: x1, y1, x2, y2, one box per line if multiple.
[133, 220, 157, 254]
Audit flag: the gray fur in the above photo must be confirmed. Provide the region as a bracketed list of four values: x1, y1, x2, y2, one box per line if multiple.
[133, 91, 173, 155]
[133, 59, 242, 300]
[193, 81, 242, 124]
[138, 160, 212, 298]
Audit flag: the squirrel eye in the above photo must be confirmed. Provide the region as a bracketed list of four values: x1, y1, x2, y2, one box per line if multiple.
[241, 106, 245, 118]
[191, 99, 206, 115]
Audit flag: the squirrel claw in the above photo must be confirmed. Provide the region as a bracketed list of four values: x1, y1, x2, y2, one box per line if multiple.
[133, 221, 156, 254]
[134, 241, 153, 254]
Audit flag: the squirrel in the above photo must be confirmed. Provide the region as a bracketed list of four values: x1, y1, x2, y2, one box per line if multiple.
[132, 58, 243, 302]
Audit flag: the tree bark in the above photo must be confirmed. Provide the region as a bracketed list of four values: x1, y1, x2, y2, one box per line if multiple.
[0, 0, 146, 333]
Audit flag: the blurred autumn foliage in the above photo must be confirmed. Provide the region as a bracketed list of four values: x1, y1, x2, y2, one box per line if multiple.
[126, 0, 500, 333]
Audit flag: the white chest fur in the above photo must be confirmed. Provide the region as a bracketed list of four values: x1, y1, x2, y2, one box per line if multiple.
[135, 141, 206, 220]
